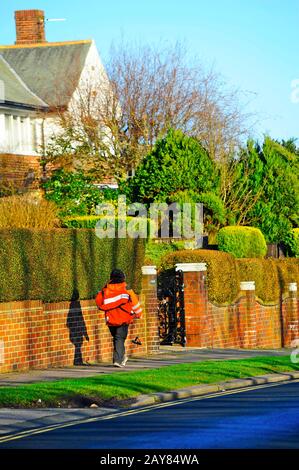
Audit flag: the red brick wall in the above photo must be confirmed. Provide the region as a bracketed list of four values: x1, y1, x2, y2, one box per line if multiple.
[0, 290, 159, 373]
[181, 269, 298, 350]
[15, 10, 46, 45]
[0, 153, 41, 190]
[141, 273, 160, 354]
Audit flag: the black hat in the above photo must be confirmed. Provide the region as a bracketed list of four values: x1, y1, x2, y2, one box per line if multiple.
[110, 269, 126, 284]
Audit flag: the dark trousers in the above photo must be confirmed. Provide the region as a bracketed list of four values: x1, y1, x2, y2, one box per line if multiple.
[108, 324, 129, 364]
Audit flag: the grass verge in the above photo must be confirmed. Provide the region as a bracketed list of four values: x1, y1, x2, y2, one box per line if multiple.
[0, 356, 297, 408]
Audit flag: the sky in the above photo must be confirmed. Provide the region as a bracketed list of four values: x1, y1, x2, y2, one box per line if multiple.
[0, 0, 298, 141]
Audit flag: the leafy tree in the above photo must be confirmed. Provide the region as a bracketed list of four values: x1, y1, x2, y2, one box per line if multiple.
[229, 137, 299, 243]
[123, 129, 219, 203]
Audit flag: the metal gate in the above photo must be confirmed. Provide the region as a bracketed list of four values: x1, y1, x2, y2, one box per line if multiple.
[158, 269, 186, 346]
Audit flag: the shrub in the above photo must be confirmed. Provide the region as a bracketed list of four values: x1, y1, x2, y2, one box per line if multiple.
[217, 226, 267, 258]
[0, 194, 59, 229]
[145, 240, 186, 266]
[43, 169, 107, 217]
[237, 258, 280, 303]
[161, 249, 239, 304]
[0, 229, 145, 302]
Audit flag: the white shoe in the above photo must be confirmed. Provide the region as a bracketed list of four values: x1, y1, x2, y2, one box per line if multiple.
[113, 362, 122, 368]
[121, 356, 128, 367]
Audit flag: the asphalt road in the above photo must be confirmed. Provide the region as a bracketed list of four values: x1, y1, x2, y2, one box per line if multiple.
[1, 381, 299, 449]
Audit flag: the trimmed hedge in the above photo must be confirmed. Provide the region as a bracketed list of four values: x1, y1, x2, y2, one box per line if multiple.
[61, 216, 154, 239]
[161, 249, 299, 305]
[217, 226, 267, 258]
[161, 249, 239, 304]
[237, 258, 280, 303]
[274, 258, 299, 293]
[0, 229, 145, 302]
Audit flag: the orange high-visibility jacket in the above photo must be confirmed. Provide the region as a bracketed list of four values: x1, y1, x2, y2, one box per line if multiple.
[95, 282, 142, 327]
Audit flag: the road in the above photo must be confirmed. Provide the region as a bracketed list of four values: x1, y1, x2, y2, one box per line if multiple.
[1, 381, 299, 449]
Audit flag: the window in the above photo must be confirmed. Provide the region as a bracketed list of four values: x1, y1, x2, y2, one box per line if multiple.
[4, 114, 39, 154]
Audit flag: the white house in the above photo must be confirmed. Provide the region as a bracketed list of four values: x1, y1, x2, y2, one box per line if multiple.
[0, 9, 111, 189]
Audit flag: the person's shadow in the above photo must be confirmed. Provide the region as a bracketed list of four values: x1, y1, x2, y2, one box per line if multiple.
[66, 289, 89, 366]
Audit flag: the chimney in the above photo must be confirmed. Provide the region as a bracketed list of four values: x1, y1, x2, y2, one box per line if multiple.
[15, 10, 46, 45]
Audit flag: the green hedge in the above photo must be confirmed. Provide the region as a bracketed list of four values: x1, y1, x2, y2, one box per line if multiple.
[161, 249, 299, 304]
[217, 226, 267, 258]
[161, 249, 239, 304]
[0, 229, 145, 302]
[62, 216, 154, 238]
[237, 258, 280, 303]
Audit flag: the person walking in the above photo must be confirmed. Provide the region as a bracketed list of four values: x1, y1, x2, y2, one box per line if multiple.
[95, 269, 142, 367]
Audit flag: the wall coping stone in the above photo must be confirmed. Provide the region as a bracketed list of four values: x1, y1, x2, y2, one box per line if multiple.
[175, 262, 207, 272]
[240, 281, 255, 291]
[142, 266, 157, 275]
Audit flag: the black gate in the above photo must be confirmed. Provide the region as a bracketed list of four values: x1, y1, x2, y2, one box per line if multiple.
[158, 269, 186, 346]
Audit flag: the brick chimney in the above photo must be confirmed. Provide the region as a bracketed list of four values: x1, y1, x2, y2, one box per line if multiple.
[15, 10, 46, 45]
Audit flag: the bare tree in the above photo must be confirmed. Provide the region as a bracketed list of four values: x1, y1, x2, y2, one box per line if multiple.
[43, 40, 254, 181]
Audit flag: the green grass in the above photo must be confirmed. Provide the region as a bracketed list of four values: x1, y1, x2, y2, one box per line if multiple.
[0, 356, 297, 408]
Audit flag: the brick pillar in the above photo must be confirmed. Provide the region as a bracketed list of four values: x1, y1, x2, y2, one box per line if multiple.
[239, 281, 257, 348]
[141, 266, 160, 355]
[175, 262, 210, 347]
[283, 283, 299, 347]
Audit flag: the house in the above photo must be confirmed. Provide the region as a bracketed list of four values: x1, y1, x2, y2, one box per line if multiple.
[0, 9, 111, 190]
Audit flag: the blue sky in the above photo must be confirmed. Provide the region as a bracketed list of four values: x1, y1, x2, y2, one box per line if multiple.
[0, 0, 298, 141]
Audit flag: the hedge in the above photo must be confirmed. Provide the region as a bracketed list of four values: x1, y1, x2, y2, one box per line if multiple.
[161, 249, 299, 305]
[217, 226, 267, 258]
[61, 216, 154, 238]
[0, 229, 145, 302]
[237, 258, 280, 303]
[161, 249, 240, 304]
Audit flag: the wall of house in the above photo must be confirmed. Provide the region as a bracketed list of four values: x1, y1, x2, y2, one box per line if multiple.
[0, 268, 159, 373]
[0, 152, 41, 189]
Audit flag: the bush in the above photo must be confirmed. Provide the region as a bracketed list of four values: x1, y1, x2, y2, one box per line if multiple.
[237, 258, 280, 303]
[161, 249, 239, 304]
[0, 194, 59, 229]
[0, 229, 145, 302]
[145, 241, 186, 266]
[43, 169, 107, 217]
[217, 226, 267, 258]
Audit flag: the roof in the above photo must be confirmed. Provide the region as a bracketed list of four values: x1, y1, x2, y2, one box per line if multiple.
[0, 55, 47, 108]
[0, 40, 92, 107]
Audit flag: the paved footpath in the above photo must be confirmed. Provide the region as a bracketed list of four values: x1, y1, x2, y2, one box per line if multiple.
[0, 347, 290, 386]
[0, 347, 291, 439]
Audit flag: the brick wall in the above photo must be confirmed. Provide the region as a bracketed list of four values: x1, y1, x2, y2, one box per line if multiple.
[0, 282, 159, 373]
[0, 153, 41, 190]
[176, 264, 299, 350]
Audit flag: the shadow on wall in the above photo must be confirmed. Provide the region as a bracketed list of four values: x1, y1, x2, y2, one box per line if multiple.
[66, 288, 89, 366]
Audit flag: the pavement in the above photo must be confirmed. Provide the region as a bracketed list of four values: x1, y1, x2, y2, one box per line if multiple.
[0, 346, 294, 442]
[0, 346, 291, 386]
